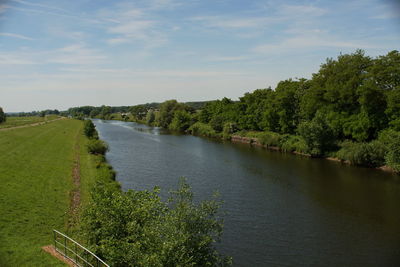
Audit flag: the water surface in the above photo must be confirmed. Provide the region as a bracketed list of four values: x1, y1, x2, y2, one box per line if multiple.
[94, 119, 400, 267]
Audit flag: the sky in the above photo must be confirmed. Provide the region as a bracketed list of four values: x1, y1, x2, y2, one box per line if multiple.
[0, 0, 399, 112]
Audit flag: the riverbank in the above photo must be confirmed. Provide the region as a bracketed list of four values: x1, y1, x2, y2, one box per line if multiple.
[230, 135, 397, 174]
[0, 118, 118, 266]
[102, 116, 398, 175]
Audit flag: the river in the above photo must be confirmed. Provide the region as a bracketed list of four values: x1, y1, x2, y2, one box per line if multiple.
[93, 119, 400, 267]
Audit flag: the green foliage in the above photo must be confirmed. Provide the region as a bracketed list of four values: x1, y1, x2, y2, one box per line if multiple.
[242, 131, 282, 147]
[297, 111, 335, 156]
[222, 122, 238, 140]
[87, 139, 109, 155]
[83, 120, 98, 139]
[157, 100, 194, 128]
[336, 140, 386, 167]
[169, 110, 193, 132]
[386, 89, 400, 130]
[379, 129, 400, 172]
[280, 135, 308, 153]
[146, 109, 156, 125]
[199, 98, 239, 131]
[0, 107, 6, 123]
[188, 122, 218, 138]
[82, 178, 231, 267]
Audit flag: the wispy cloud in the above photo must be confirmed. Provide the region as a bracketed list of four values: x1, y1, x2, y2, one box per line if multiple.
[253, 36, 376, 54]
[11, 0, 69, 13]
[0, 32, 33, 40]
[207, 56, 250, 62]
[190, 15, 278, 29]
[0, 52, 38, 65]
[102, 6, 167, 48]
[47, 44, 107, 65]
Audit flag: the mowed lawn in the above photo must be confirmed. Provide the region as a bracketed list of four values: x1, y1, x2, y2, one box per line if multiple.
[0, 119, 83, 266]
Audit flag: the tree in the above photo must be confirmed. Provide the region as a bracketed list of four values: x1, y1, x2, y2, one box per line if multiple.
[145, 109, 156, 125]
[169, 110, 193, 131]
[297, 111, 335, 156]
[0, 107, 6, 123]
[157, 100, 193, 129]
[84, 120, 98, 139]
[82, 179, 231, 267]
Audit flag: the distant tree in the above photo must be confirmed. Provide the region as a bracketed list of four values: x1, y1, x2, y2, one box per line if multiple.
[169, 110, 193, 131]
[84, 120, 98, 139]
[145, 109, 156, 125]
[157, 100, 193, 128]
[297, 111, 336, 156]
[0, 107, 6, 123]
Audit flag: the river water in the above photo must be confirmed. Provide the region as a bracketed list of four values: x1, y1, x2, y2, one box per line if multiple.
[93, 119, 400, 267]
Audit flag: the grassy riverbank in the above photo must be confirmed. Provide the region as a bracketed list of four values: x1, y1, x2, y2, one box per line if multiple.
[0, 115, 60, 129]
[0, 118, 115, 266]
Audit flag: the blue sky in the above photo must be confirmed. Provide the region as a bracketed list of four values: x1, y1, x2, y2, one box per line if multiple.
[0, 0, 399, 112]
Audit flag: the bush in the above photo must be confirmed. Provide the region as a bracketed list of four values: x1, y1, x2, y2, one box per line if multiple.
[222, 122, 238, 140]
[87, 139, 108, 155]
[297, 111, 336, 156]
[188, 122, 219, 138]
[280, 135, 308, 153]
[168, 110, 193, 132]
[82, 178, 231, 267]
[84, 120, 98, 139]
[336, 140, 386, 167]
[257, 131, 282, 147]
[379, 129, 400, 172]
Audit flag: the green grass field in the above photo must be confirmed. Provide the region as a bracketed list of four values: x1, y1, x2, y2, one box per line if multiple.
[0, 119, 85, 266]
[0, 115, 60, 129]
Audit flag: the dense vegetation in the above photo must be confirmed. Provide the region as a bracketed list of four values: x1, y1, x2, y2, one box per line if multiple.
[78, 121, 230, 266]
[62, 50, 399, 172]
[120, 50, 399, 172]
[82, 179, 231, 267]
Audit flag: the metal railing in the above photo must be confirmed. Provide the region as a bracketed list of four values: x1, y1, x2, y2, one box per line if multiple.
[53, 229, 109, 267]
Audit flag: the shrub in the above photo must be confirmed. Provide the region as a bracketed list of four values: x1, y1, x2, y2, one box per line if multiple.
[82, 178, 231, 267]
[280, 135, 308, 153]
[83, 120, 98, 139]
[222, 122, 238, 140]
[336, 140, 386, 167]
[168, 110, 193, 132]
[378, 129, 400, 172]
[188, 122, 219, 138]
[87, 139, 108, 155]
[297, 111, 336, 156]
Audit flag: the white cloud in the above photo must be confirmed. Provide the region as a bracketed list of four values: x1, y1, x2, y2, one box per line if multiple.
[11, 0, 69, 13]
[47, 44, 107, 65]
[253, 36, 376, 54]
[191, 15, 278, 29]
[0, 32, 33, 40]
[279, 5, 327, 17]
[0, 53, 37, 65]
[207, 56, 250, 62]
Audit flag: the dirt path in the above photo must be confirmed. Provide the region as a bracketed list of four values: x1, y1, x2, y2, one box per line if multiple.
[67, 130, 81, 228]
[42, 246, 75, 267]
[0, 117, 65, 131]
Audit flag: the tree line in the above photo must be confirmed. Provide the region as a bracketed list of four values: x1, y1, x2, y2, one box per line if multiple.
[120, 50, 399, 172]
[67, 50, 400, 172]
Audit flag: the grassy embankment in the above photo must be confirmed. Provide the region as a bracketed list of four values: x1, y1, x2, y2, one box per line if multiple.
[0, 118, 114, 266]
[0, 115, 60, 129]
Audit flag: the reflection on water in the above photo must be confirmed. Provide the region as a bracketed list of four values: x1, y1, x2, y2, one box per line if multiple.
[94, 119, 400, 267]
